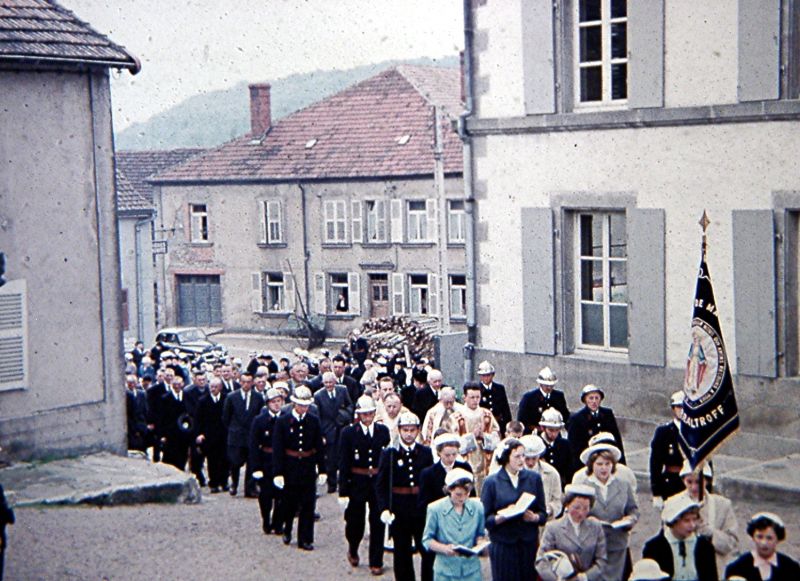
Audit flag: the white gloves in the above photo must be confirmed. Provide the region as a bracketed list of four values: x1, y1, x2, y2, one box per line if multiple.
[252, 471, 264, 480]
[380, 510, 395, 525]
[273, 476, 285, 489]
[338, 497, 350, 510]
[652, 497, 664, 510]
[317, 474, 327, 487]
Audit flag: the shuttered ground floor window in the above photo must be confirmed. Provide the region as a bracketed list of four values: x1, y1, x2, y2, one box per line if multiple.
[176, 274, 222, 327]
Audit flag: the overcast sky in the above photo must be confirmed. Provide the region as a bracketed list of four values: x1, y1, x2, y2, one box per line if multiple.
[62, 0, 464, 131]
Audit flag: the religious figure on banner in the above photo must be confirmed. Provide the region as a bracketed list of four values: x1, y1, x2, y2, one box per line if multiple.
[684, 329, 708, 397]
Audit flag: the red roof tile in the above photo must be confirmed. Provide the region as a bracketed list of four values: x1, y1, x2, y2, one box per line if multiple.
[0, 0, 139, 72]
[152, 66, 463, 183]
[116, 149, 205, 212]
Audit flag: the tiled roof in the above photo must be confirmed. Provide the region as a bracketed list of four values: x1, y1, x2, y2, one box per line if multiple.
[0, 0, 139, 72]
[153, 66, 464, 184]
[116, 149, 205, 212]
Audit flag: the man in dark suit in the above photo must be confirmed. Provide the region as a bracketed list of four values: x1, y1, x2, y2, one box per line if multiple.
[338, 395, 391, 575]
[222, 372, 264, 496]
[125, 374, 148, 452]
[643, 495, 718, 581]
[517, 366, 570, 435]
[539, 408, 576, 490]
[313, 371, 354, 493]
[376, 411, 434, 581]
[476, 360, 513, 436]
[649, 390, 687, 504]
[219, 363, 240, 394]
[146, 367, 171, 462]
[183, 368, 209, 486]
[272, 386, 326, 550]
[410, 370, 438, 424]
[332, 354, 361, 404]
[157, 372, 192, 470]
[195, 376, 228, 492]
[250, 387, 285, 534]
[567, 384, 625, 467]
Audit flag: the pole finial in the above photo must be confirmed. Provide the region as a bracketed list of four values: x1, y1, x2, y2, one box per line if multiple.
[699, 210, 710, 233]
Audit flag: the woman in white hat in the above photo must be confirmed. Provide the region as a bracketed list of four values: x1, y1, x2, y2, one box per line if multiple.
[629, 559, 669, 580]
[724, 512, 800, 580]
[567, 384, 626, 469]
[572, 432, 637, 494]
[536, 484, 608, 581]
[673, 461, 739, 570]
[580, 442, 638, 581]
[520, 434, 563, 519]
[422, 468, 487, 581]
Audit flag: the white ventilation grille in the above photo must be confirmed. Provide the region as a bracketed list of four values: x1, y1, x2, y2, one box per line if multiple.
[0, 279, 28, 391]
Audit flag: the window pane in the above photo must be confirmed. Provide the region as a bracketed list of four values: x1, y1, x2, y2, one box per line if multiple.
[609, 213, 627, 257]
[611, 0, 626, 18]
[580, 66, 603, 101]
[611, 63, 627, 100]
[579, 26, 602, 62]
[581, 303, 604, 345]
[609, 305, 628, 347]
[580, 259, 603, 301]
[611, 22, 626, 59]
[609, 260, 627, 302]
[409, 200, 425, 211]
[579, 0, 601, 22]
[326, 223, 335, 241]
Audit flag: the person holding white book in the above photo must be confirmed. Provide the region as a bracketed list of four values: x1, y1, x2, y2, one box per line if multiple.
[422, 468, 487, 581]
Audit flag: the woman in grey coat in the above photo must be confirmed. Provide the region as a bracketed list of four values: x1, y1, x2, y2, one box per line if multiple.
[536, 484, 607, 581]
[580, 442, 639, 581]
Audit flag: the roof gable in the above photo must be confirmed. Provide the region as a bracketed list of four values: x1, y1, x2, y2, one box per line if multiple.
[0, 0, 139, 72]
[153, 66, 463, 183]
[116, 149, 205, 212]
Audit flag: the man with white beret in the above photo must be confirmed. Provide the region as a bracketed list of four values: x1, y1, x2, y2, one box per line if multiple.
[649, 390, 688, 507]
[642, 494, 718, 581]
[338, 395, 391, 575]
[376, 411, 434, 581]
[567, 384, 626, 469]
[517, 366, 570, 436]
[271, 386, 326, 551]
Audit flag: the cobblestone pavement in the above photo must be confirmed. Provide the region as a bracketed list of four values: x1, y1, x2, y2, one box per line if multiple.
[5, 481, 799, 580]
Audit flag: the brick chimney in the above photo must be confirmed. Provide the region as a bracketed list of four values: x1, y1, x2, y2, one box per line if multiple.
[249, 83, 271, 136]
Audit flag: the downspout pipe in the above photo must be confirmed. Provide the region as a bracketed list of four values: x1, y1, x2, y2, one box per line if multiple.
[459, 0, 477, 384]
[298, 182, 311, 314]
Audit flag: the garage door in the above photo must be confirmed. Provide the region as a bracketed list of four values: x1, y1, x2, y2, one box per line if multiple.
[176, 274, 222, 327]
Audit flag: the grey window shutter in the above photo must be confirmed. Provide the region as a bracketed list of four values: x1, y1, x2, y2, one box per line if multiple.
[627, 0, 665, 109]
[521, 207, 555, 355]
[521, 0, 555, 114]
[732, 210, 777, 377]
[738, 0, 780, 102]
[628, 209, 666, 367]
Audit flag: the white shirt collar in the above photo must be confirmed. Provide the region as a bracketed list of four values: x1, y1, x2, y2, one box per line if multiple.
[292, 409, 304, 421]
[400, 442, 415, 453]
[361, 423, 373, 436]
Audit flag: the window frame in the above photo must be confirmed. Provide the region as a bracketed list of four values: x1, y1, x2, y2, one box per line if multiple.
[263, 272, 286, 312]
[263, 200, 283, 244]
[573, 0, 628, 108]
[408, 273, 430, 316]
[365, 199, 389, 244]
[406, 200, 428, 243]
[323, 200, 348, 244]
[572, 209, 629, 353]
[189, 203, 209, 243]
[449, 274, 467, 320]
[329, 272, 350, 314]
[447, 199, 466, 244]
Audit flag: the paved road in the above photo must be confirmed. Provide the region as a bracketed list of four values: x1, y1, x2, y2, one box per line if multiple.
[6, 479, 799, 580]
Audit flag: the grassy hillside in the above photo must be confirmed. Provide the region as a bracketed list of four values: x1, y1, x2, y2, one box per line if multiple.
[116, 55, 459, 151]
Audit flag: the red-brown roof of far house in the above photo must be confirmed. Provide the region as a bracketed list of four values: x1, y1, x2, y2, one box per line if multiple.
[0, 0, 139, 72]
[116, 148, 205, 212]
[152, 65, 463, 184]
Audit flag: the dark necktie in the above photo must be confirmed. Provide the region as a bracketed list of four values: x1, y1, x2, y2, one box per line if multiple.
[678, 540, 687, 566]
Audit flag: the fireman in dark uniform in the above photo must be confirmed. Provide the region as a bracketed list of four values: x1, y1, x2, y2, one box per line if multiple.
[539, 408, 576, 490]
[476, 360, 512, 437]
[649, 390, 687, 506]
[250, 387, 285, 535]
[338, 395, 391, 575]
[517, 366, 570, 434]
[567, 384, 626, 468]
[376, 411, 434, 581]
[271, 386, 326, 550]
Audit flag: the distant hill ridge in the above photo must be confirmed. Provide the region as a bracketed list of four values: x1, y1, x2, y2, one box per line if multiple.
[116, 55, 459, 151]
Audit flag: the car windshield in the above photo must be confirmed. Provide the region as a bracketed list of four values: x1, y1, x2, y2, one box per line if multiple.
[178, 329, 207, 342]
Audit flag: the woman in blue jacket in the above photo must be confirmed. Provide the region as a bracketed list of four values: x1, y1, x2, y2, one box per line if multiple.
[481, 438, 547, 581]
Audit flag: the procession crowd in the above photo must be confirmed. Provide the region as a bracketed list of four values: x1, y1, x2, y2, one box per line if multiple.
[123, 340, 799, 581]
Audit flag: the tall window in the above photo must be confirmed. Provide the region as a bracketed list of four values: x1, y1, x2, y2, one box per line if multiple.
[366, 200, 388, 243]
[408, 274, 429, 315]
[263, 200, 282, 244]
[323, 200, 347, 243]
[576, 0, 627, 104]
[447, 200, 466, 243]
[407, 200, 428, 242]
[449, 274, 466, 318]
[329, 273, 349, 312]
[190, 203, 209, 243]
[263, 272, 285, 312]
[575, 212, 627, 350]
